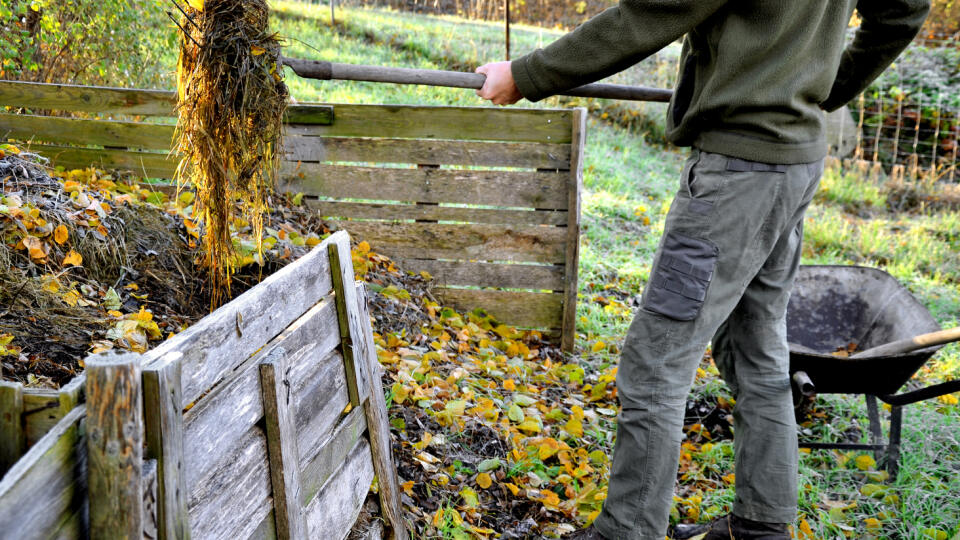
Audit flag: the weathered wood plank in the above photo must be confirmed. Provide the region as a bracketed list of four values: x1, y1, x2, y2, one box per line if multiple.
[249, 510, 279, 540]
[0, 381, 25, 474]
[293, 349, 351, 469]
[0, 80, 177, 116]
[328, 221, 567, 264]
[562, 109, 586, 353]
[143, 354, 191, 540]
[23, 389, 62, 448]
[283, 136, 571, 169]
[183, 294, 343, 499]
[186, 425, 273, 540]
[281, 165, 569, 209]
[356, 284, 408, 540]
[306, 200, 568, 225]
[0, 81, 331, 124]
[23, 144, 176, 178]
[86, 353, 144, 538]
[299, 406, 367, 507]
[432, 288, 564, 329]
[143, 232, 339, 406]
[304, 438, 375, 540]
[143, 458, 159, 540]
[287, 103, 571, 143]
[0, 113, 173, 149]
[391, 259, 565, 290]
[0, 406, 87, 540]
[58, 373, 85, 417]
[260, 347, 308, 540]
[329, 240, 368, 408]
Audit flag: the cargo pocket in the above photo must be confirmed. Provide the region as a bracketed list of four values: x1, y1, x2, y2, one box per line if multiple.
[643, 232, 718, 321]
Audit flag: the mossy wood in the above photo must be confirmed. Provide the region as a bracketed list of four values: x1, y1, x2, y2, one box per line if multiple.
[0, 79, 583, 350]
[0, 231, 407, 540]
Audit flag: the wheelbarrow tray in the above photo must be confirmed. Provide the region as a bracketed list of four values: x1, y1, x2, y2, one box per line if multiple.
[786, 265, 945, 395]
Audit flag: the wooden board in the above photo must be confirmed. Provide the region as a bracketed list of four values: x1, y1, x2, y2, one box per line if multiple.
[329, 221, 567, 264]
[143, 232, 340, 406]
[287, 103, 571, 143]
[306, 200, 567, 226]
[22, 144, 175, 178]
[0, 407, 88, 540]
[282, 165, 569, 209]
[303, 438, 375, 540]
[22, 389, 62, 448]
[299, 406, 368, 507]
[391, 259, 565, 290]
[0, 114, 173, 149]
[0, 381, 25, 474]
[432, 288, 564, 329]
[561, 109, 587, 352]
[283, 136, 571, 169]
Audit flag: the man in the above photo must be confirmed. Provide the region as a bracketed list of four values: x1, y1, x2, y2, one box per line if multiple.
[474, 1, 929, 539]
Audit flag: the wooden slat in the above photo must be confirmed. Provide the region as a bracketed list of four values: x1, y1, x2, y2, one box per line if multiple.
[143, 232, 339, 406]
[287, 103, 571, 143]
[0, 81, 332, 123]
[24, 144, 176, 178]
[303, 438, 375, 540]
[0, 114, 173, 149]
[86, 354, 143, 538]
[186, 425, 273, 540]
[143, 459, 159, 540]
[329, 238, 371, 408]
[294, 349, 352, 468]
[0, 381, 25, 473]
[562, 109, 586, 353]
[58, 373, 85, 417]
[260, 348, 308, 540]
[392, 259, 565, 290]
[283, 136, 571, 169]
[0, 406, 87, 540]
[330, 221, 567, 264]
[299, 405, 368, 507]
[307, 200, 567, 225]
[281, 165, 569, 209]
[356, 284, 408, 540]
[0, 80, 176, 116]
[433, 288, 564, 329]
[143, 355, 191, 540]
[22, 389, 61, 448]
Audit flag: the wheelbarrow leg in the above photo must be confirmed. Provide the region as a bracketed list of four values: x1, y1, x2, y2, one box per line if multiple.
[865, 395, 884, 462]
[885, 405, 903, 478]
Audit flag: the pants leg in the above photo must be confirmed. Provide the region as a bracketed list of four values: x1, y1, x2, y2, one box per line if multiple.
[593, 151, 823, 540]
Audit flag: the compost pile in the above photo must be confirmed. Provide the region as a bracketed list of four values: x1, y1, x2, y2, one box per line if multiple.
[0, 148, 328, 386]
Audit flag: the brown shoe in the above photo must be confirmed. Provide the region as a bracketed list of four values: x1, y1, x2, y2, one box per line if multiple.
[702, 514, 789, 540]
[562, 525, 609, 540]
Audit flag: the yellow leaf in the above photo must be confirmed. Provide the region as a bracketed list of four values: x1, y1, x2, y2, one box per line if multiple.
[23, 236, 47, 261]
[592, 341, 606, 353]
[54, 224, 68, 245]
[537, 438, 561, 461]
[565, 417, 583, 437]
[855, 454, 876, 471]
[863, 518, 881, 532]
[722, 473, 735, 484]
[251, 45, 266, 56]
[186, 0, 204, 10]
[63, 249, 82, 266]
[62, 290, 81, 307]
[505, 483, 520, 496]
[503, 378, 516, 391]
[476, 473, 493, 489]
[356, 240, 371, 254]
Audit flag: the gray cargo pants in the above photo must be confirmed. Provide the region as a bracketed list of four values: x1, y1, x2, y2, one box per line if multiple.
[592, 149, 824, 540]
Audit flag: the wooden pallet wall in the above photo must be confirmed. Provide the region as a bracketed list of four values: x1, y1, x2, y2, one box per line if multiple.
[0, 80, 583, 350]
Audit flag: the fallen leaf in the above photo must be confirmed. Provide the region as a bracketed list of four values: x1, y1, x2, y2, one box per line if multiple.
[54, 224, 69, 244]
[63, 249, 83, 266]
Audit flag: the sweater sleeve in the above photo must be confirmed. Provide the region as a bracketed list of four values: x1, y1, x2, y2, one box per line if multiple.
[820, 0, 930, 112]
[510, 0, 727, 102]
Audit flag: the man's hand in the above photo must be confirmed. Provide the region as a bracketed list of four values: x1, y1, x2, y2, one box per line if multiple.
[475, 61, 523, 105]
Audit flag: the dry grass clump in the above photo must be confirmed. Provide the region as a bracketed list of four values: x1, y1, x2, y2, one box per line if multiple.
[174, 0, 289, 306]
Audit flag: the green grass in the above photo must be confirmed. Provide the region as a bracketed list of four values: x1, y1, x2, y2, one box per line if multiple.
[138, 4, 960, 536]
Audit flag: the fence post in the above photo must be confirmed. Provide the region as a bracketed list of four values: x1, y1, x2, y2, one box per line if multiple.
[86, 353, 144, 538]
[0, 381, 25, 474]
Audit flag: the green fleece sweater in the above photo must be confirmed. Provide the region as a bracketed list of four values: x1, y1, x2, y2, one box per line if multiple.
[511, 0, 930, 164]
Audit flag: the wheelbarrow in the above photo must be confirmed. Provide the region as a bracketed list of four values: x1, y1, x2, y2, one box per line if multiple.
[787, 265, 960, 477]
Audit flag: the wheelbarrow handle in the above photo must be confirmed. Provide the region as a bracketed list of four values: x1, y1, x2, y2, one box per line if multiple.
[850, 326, 960, 359]
[879, 378, 960, 407]
[281, 57, 674, 103]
